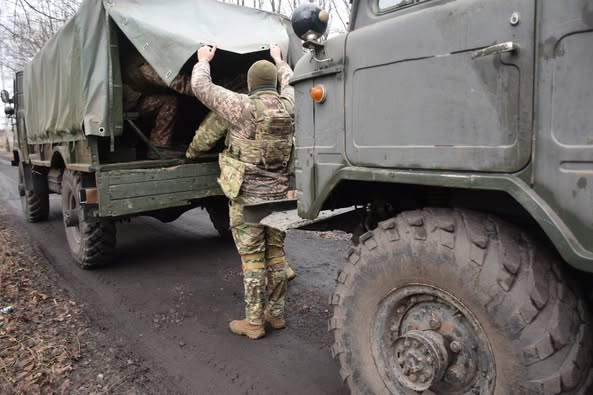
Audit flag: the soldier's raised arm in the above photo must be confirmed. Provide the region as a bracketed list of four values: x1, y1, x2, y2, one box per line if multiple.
[191, 45, 250, 126]
[270, 44, 294, 110]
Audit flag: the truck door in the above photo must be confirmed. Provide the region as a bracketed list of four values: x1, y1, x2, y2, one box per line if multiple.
[345, 0, 535, 172]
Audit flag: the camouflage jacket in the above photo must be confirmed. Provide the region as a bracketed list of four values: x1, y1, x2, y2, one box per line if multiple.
[191, 60, 295, 199]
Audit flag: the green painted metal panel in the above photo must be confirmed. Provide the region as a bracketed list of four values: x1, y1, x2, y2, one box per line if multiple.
[298, 166, 593, 272]
[96, 162, 223, 217]
[99, 162, 219, 185]
[107, 177, 220, 200]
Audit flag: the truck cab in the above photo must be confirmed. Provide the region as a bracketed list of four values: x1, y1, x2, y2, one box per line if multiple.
[286, 0, 593, 393]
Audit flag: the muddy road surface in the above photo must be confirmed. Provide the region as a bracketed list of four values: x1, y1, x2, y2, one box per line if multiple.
[0, 157, 348, 394]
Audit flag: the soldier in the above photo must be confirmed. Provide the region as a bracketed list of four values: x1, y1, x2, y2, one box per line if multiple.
[191, 43, 294, 339]
[186, 111, 298, 282]
[122, 50, 194, 159]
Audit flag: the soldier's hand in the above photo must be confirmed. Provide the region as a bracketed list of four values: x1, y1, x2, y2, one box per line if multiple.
[270, 43, 282, 64]
[198, 45, 217, 62]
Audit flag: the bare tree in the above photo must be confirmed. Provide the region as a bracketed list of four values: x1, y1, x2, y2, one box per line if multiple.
[218, 0, 351, 34]
[0, 0, 81, 74]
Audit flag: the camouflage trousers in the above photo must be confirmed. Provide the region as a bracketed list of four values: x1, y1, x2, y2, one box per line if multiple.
[230, 196, 288, 325]
[123, 89, 178, 148]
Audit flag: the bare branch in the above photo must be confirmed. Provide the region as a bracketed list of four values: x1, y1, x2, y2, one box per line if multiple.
[329, 0, 349, 32]
[19, 0, 66, 22]
[0, 0, 80, 73]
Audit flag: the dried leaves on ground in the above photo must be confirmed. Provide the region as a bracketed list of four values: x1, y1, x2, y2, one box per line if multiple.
[0, 211, 157, 394]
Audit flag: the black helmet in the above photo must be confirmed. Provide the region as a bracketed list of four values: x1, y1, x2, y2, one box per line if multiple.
[291, 3, 329, 41]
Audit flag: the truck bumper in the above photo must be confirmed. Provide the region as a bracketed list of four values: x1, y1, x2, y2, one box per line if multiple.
[242, 199, 298, 226]
[243, 198, 356, 232]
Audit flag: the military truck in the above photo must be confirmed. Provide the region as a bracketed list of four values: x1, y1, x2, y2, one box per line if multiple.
[249, 0, 593, 393]
[2, 0, 301, 269]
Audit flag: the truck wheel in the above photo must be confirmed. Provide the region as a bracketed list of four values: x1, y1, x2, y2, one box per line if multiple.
[205, 198, 231, 238]
[18, 163, 49, 222]
[330, 208, 593, 395]
[61, 170, 116, 269]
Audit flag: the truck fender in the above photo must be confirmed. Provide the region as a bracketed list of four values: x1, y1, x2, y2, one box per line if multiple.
[51, 146, 69, 168]
[11, 149, 20, 167]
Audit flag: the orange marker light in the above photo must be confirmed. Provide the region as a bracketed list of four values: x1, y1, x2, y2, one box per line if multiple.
[310, 85, 326, 103]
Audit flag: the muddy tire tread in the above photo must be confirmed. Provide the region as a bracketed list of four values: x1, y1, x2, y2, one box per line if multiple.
[205, 198, 231, 239]
[329, 208, 593, 395]
[62, 171, 116, 269]
[24, 191, 49, 222]
[19, 164, 49, 223]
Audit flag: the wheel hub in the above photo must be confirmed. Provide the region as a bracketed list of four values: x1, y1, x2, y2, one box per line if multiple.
[372, 284, 495, 394]
[394, 330, 448, 391]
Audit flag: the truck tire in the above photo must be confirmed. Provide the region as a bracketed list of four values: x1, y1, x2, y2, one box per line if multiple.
[205, 198, 231, 238]
[330, 208, 593, 395]
[18, 163, 49, 222]
[61, 170, 116, 269]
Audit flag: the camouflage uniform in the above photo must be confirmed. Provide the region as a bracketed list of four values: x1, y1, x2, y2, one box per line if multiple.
[191, 59, 294, 325]
[122, 52, 193, 148]
[187, 109, 297, 286]
[186, 111, 230, 159]
[185, 74, 247, 158]
[230, 196, 288, 322]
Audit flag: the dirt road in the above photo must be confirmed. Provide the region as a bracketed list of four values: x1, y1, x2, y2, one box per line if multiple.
[0, 157, 347, 394]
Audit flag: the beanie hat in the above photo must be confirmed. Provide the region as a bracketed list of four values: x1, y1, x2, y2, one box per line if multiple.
[247, 60, 278, 91]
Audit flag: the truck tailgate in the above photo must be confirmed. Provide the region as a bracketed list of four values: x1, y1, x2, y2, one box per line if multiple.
[96, 161, 221, 217]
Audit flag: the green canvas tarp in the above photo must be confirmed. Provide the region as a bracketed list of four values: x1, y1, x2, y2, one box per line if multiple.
[23, 0, 300, 144]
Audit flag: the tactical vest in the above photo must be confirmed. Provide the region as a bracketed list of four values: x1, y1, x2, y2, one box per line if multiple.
[217, 92, 294, 200]
[229, 92, 294, 172]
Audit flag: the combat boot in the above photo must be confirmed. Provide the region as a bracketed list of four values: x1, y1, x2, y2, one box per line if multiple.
[229, 319, 265, 339]
[286, 264, 297, 282]
[264, 312, 286, 330]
